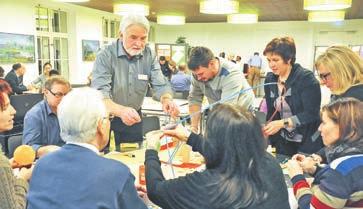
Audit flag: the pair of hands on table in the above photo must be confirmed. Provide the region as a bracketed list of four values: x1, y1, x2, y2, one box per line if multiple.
[145, 125, 191, 151]
[119, 100, 180, 126]
[286, 153, 323, 178]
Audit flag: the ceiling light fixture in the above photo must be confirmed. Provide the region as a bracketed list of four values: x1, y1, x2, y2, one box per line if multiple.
[113, 3, 149, 16]
[227, 14, 258, 24]
[200, 0, 239, 14]
[308, 11, 345, 22]
[157, 15, 185, 25]
[304, 0, 352, 11]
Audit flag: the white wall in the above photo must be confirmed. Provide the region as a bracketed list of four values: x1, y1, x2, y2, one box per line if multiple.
[1, 0, 362, 83]
[154, 20, 363, 72]
[0, 0, 120, 84]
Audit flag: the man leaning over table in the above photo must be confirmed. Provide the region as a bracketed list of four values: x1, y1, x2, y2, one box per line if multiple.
[187, 46, 255, 133]
[27, 88, 147, 209]
[92, 14, 180, 152]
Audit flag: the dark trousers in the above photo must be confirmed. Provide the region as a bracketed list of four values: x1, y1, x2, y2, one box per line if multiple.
[103, 109, 143, 152]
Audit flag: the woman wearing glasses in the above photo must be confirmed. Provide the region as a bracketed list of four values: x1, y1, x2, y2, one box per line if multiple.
[315, 45, 363, 101]
[287, 98, 363, 209]
[263, 37, 322, 158]
[0, 78, 33, 209]
[292, 46, 363, 169]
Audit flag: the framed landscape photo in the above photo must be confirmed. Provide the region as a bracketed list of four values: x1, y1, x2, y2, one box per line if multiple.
[82, 40, 100, 61]
[0, 32, 35, 63]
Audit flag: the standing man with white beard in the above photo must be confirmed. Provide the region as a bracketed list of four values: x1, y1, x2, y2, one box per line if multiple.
[92, 14, 180, 152]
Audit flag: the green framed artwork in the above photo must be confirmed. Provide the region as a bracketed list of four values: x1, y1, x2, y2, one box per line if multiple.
[0, 32, 35, 63]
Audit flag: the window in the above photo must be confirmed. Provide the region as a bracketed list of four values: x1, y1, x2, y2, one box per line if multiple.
[35, 6, 69, 79]
[102, 17, 120, 46]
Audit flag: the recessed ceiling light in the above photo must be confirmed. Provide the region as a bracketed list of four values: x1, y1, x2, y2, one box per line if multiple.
[304, 0, 352, 11]
[113, 3, 149, 16]
[227, 14, 258, 24]
[308, 11, 345, 22]
[200, 0, 239, 14]
[157, 15, 185, 25]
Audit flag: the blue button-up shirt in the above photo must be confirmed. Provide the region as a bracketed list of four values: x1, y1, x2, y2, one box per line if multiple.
[248, 55, 262, 68]
[171, 72, 191, 92]
[23, 100, 64, 151]
[91, 39, 172, 110]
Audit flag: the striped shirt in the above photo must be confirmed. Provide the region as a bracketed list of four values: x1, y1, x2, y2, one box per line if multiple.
[291, 154, 363, 209]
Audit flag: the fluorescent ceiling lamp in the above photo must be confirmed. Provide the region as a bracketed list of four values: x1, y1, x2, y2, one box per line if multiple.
[200, 0, 239, 14]
[227, 14, 258, 24]
[304, 0, 352, 11]
[308, 11, 345, 22]
[157, 15, 185, 25]
[113, 3, 149, 16]
[53, 0, 89, 2]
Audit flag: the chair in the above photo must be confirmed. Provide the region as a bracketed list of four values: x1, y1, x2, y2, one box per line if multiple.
[142, 116, 160, 136]
[7, 134, 23, 158]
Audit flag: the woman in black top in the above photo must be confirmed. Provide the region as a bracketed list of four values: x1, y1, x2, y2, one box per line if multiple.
[144, 104, 290, 209]
[263, 37, 322, 157]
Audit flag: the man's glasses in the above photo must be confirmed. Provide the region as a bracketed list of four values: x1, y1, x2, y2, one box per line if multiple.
[47, 88, 67, 98]
[319, 72, 331, 81]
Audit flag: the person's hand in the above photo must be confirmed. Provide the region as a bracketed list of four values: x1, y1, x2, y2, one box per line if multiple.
[286, 159, 303, 178]
[161, 99, 180, 118]
[310, 154, 323, 163]
[299, 156, 318, 175]
[263, 120, 284, 136]
[17, 164, 34, 181]
[163, 124, 191, 142]
[118, 106, 141, 126]
[145, 130, 163, 151]
[291, 153, 306, 162]
[135, 185, 147, 198]
[37, 145, 60, 158]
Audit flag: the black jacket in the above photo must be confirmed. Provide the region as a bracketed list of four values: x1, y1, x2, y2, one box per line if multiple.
[264, 63, 323, 154]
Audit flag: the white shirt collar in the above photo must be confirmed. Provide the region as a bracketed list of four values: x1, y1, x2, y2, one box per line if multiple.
[66, 142, 99, 154]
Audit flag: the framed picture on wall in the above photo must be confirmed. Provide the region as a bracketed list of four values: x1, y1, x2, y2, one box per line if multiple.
[0, 32, 35, 64]
[82, 40, 100, 61]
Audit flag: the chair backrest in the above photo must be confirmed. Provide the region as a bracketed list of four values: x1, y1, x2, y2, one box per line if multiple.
[10, 94, 43, 123]
[7, 135, 23, 158]
[142, 116, 160, 136]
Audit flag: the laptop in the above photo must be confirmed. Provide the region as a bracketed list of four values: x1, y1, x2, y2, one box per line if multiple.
[10, 93, 44, 122]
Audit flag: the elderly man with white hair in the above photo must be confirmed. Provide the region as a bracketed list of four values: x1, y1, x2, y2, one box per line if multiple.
[26, 88, 147, 209]
[92, 14, 180, 152]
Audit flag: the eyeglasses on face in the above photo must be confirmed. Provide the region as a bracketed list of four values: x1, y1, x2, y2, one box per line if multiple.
[47, 88, 67, 98]
[319, 72, 331, 81]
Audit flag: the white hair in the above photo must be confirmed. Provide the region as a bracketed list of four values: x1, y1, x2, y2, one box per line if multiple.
[119, 14, 150, 34]
[57, 87, 107, 143]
